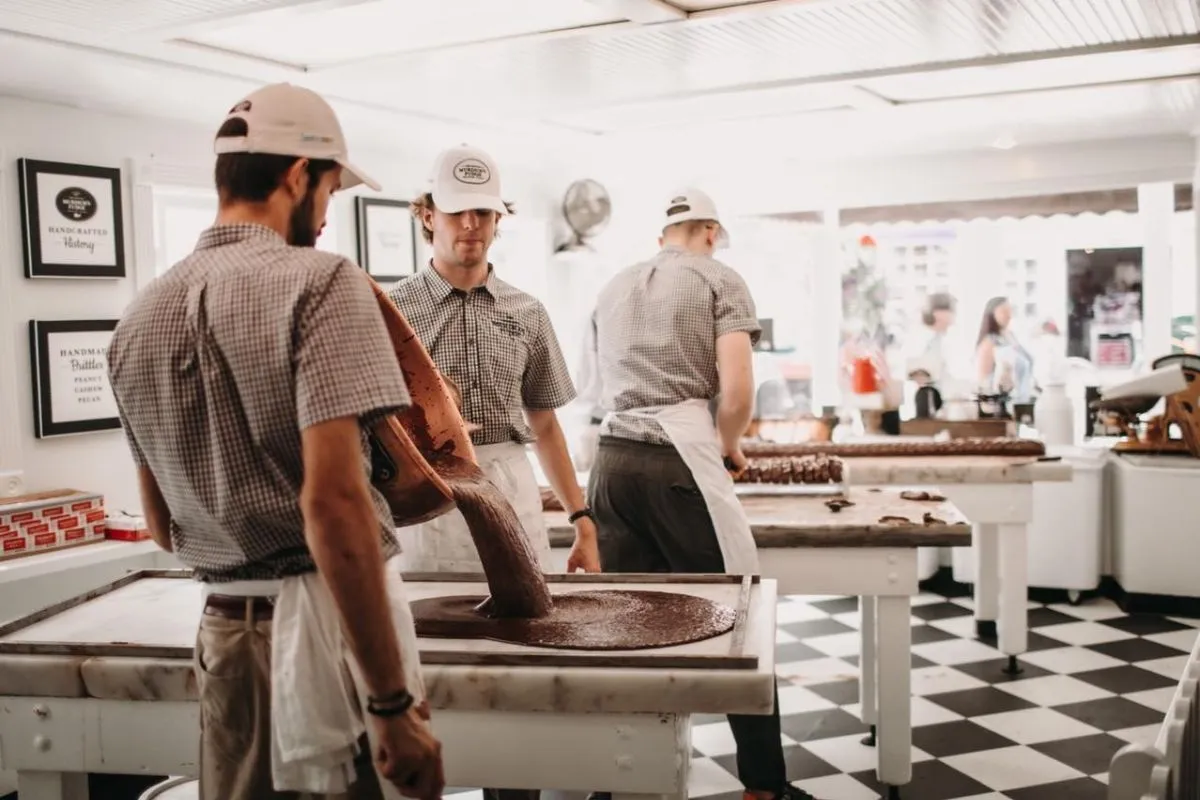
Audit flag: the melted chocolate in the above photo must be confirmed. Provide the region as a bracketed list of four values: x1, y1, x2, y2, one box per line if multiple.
[410, 590, 734, 650]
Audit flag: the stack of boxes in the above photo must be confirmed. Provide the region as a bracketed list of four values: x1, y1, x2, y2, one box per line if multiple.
[0, 489, 106, 559]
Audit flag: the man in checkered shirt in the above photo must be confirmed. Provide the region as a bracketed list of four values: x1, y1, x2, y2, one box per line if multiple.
[108, 84, 442, 800]
[588, 189, 814, 800]
[386, 145, 600, 583]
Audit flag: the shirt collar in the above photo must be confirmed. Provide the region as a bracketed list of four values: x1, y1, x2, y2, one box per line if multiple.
[421, 262, 498, 300]
[195, 223, 285, 251]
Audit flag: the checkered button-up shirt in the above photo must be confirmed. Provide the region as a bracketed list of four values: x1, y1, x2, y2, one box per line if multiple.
[108, 224, 409, 582]
[595, 246, 761, 445]
[386, 266, 575, 445]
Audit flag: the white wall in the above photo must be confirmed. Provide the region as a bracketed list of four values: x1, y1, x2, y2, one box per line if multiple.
[0, 95, 560, 512]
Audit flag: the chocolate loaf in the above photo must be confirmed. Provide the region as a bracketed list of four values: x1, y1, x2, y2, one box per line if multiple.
[735, 454, 844, 484]
[742, 437, 1045, 459]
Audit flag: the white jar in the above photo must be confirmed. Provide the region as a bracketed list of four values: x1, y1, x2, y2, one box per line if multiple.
[1035, 383, 1075, 446]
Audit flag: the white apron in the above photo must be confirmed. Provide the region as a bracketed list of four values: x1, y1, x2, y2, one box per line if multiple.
[395, 441, 551, 572]
[601, 399, 759, 575]
[202, 556, 425, 795]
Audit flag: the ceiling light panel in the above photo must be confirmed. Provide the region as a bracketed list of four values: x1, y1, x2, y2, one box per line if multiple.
[0, 0, 306, 38]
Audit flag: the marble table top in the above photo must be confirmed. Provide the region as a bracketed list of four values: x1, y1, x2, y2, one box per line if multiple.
[546, 487, 972, 549]
[0, 574, 777, 715]
[844, 455, 1073, 485]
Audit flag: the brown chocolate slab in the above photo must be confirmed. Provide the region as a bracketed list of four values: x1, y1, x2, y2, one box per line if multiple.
[411, 589, 735, 650]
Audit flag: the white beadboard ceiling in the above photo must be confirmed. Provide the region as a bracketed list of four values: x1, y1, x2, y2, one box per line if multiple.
[0, 0, 1197, 170]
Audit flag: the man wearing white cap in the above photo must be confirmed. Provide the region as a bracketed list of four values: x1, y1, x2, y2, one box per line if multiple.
[386, 146, 600, 585]
[109, 83, 442, 800]
[587, 189, 815, 800]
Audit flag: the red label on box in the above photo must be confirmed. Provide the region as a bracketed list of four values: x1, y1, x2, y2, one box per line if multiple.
[85, 509, 105, 523]
[11, 512, 34, 523]
[55, 516, 77, 530]
[4, 538, 27, 552]
[71, 501, 94, 512]
[91, 522, 106, 535]
[22, 522, 50, 535]
[40, 506, 66, 518]
[33, 532, 57, 547]
[64, 528, 86, 541]
[0, 530, 20, 540]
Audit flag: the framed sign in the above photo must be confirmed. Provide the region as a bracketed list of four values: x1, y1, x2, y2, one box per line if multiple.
[18, 159, 126, 279]
[355, 197, 418, 282]
[28, 319, 121, 438]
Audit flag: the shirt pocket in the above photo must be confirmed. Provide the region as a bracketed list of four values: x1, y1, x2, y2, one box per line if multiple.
[483, 318, 529, 402]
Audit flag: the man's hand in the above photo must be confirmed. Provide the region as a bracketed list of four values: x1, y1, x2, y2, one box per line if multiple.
[723, 448, 748, 478]
[371, 705, 445, 800]
[566, 516, 601, 573]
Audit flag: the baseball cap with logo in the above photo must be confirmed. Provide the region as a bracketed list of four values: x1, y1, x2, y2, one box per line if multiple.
[213, 83, 380, 192]
[429, 144, 507, 215]
[663, 187, 729, 248]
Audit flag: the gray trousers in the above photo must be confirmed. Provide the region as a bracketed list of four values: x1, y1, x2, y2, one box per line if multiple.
[588, 436, 787, 794]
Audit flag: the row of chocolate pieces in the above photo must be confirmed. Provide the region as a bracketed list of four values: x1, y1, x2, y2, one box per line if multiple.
[742, 437, 1045, 459]
[735, 454, 844, 485]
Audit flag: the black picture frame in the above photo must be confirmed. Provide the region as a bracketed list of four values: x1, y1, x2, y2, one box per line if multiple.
[29, 319, 122, 438]
[18, 159, 126, 279]
[355, 197, 418, 282]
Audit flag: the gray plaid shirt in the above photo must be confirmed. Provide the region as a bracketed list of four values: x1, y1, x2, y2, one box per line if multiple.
[109, 224, 408, 582]
[595, 246, 761, 445]
[386, 266, 575, 445]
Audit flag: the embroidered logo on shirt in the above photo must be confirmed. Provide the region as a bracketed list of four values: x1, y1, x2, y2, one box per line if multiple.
[492, 315, 524, 338]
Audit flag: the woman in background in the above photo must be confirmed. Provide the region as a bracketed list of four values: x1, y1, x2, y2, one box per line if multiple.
[976, 296, 1035, 402]
[905, 292, 957, 386]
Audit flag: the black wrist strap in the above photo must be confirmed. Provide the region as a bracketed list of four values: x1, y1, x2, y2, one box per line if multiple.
[568, 507, 594, 524]
[366, 688, 415, 718]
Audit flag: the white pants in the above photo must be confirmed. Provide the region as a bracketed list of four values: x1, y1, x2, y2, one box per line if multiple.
[395, 442, 551, 572]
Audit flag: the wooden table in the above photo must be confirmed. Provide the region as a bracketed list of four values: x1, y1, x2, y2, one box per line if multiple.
[0, 570, 777, 800]
[548, 487, 972, 798]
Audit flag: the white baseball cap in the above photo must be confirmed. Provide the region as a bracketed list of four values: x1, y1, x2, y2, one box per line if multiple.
[213, 83, 380, 192]
[429, 144, 507, 215]
[663, 187, 729, 248]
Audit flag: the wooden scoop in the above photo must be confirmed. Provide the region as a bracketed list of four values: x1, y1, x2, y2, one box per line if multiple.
[364, 275, 477, 526]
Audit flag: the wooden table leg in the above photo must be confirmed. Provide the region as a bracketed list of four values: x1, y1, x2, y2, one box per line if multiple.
[973, 523, 1000, 641]
[875, 596, 912, 799]
[998, 523, 1029, 675]
[859, 595, 878, 747]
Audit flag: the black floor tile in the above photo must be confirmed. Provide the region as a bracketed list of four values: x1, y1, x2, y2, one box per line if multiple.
[911, 602, 974, 622]
[775, 641, 829, 663]
[779, 707, 869, 742]
[1054, 696, 1166, 731]
[950, 658, 1055, 685]
[1030, 732, 1129, 776]
[1072, 664, 1177, 694]
[781, 617, 856, 640]
[716, 743, 841, 783]
[1026, 631, 1074, 652]
[910, 719, 1019, 758]
[805, 679, 859, 706]
[1027, 607, 1084, 628]
[1087, 637, 1190, 662]
[808, 597, 860, 615]
[910, 624, 958, 645]
[923, 686, 1038, 717]
[1099, 614, 1193, 637]
[851, 759, 990, 800]
[1005, 777, 1108, 799]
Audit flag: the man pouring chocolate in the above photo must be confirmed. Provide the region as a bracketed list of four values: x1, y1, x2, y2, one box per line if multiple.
[386, 145, 601, 577]
[588, 188, 817, 800]
[108, 83, 443, 800]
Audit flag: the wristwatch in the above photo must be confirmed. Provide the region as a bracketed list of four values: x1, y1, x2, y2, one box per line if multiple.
[568, 507, 595, 524]
[366, 688, 415, 718]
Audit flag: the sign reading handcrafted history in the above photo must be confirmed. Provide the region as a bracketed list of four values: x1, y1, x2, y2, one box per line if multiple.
[29, 320, 121, 438]
[18, 159, 126, 279]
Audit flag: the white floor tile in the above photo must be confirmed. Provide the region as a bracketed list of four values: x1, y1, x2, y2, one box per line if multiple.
[1138, 655, 1191, 681]
[972, 707, 1102, 745]
[1093, 772, 1110, 784]
[800, 733, 933, 774]
[1125, 687, 1178, 713]
[1146, 628, 1200, 653]
[776, 628, 801, 645]
[844, 696, 964, 728]
[992, 674, 1114, 706]
[950, 795, 1009, 800]
[777, 684, 838, 715]
[909, 665, 988, 696]
[911, 592, 948, 607]
[805, 631, 862, 658]
[943, 745, 1085, 791]
[952, 597, 1040, 612]
[687, 757, 745, 797]
[775, 601, 833, 625]
[1110, 724, 1162, 745]
[927, 614, 982, 639]
[1168, 616, 1200, 628]
[690, 721, 739, 757]
[912, 637, 1003, 665]
[1019, 646, 1126, 674]
[1033, 621, 1135, 646]
[1047, 599, 1124, 621]
[792, 773, 881, 800]
[830, 611, 924, 630]
[777, 657, 859, 685]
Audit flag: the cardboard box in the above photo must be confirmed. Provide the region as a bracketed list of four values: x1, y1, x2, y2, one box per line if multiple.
[104, 514, 149, 542]
[0, 489, 106, 561]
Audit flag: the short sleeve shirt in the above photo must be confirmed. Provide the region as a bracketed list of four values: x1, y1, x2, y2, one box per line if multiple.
[386, 266, 576, 445]
[594, 246, 761, 445]
[108, 224, 410, 582]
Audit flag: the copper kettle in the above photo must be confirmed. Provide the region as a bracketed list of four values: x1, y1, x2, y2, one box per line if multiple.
[365, 275, 477, 526]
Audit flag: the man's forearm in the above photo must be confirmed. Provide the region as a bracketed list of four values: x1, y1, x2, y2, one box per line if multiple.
[136, 468, 174, 553]
[716, 399, 752, 454]
[302, 490, 408, 697]
[530, 414, 587, 515]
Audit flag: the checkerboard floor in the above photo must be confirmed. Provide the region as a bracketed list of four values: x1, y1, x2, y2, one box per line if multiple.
[446, 588, 1197, 800]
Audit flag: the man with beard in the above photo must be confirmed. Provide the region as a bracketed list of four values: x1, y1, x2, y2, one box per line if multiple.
[587, 189, 816, 800]
[387, 145, 600, 581]
[108, 83, 443, 800]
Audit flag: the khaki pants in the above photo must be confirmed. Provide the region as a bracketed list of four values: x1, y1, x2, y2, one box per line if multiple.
[194, 609, 385, 800]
